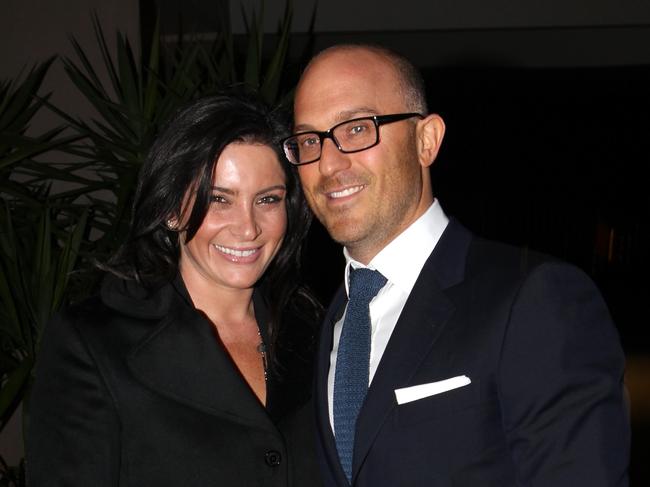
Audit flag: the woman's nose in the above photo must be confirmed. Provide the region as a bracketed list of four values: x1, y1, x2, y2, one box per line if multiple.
[232, 205, 261, 240]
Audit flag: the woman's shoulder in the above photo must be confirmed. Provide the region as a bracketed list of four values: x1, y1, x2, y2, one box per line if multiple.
[46, 274, 182, 358]
[98, 272, 180, 320]
[51, 293, 111, 337]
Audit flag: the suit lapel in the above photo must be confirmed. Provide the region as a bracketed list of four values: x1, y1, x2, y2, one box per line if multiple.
[314, 220, 474, 484]
[315, 286, 351, 485]
[126, 285, 274, 431]
[352, 219, 473, 480]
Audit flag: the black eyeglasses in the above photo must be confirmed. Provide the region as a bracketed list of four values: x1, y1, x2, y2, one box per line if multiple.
[281, 112, 423, 166]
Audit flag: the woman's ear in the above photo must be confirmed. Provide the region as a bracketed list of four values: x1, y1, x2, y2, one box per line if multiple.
[416, 114, 446, 168]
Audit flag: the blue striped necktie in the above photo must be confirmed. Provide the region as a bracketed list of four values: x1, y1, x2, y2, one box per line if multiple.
[333, 267, 387, 482]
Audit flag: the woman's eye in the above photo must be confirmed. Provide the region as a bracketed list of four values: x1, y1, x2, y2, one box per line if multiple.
[210, 194, 228, 204]
[257, 194, 283, 205]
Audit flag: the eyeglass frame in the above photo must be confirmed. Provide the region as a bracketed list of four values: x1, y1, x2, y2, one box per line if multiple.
[281, 112, 424, 166]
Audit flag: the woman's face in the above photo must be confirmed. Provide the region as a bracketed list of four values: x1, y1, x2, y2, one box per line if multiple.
[178, 142, 287, 293]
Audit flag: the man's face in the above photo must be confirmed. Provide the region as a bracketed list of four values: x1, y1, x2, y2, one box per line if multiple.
[294, 49, 433, 264]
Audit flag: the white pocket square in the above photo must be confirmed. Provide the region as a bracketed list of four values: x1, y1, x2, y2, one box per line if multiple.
[394, 375, 471, 405]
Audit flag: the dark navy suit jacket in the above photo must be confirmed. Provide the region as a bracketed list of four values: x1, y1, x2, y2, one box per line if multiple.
[314, 219, 629, 486]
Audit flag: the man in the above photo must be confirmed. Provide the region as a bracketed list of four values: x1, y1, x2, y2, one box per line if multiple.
[282, 44, 629, 486]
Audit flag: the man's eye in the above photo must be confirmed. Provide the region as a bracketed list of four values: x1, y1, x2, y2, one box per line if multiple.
[299, 135, 320, 148]
[349, 124, 368, 135]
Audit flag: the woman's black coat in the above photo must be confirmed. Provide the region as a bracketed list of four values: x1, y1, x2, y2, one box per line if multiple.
[26, 275, 320, 486]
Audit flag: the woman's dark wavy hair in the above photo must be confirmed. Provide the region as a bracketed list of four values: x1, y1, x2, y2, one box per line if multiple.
[106, 91, 320, 368]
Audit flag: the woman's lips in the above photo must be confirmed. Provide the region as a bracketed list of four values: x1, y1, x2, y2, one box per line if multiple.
[213, 244, 261, 262]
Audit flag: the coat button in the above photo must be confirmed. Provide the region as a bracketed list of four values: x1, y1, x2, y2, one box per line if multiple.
[264, 450, 282, 467]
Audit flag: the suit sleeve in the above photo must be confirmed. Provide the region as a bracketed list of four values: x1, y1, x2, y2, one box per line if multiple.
[499, 262, 629, 486]
[26, 311, 121, 486]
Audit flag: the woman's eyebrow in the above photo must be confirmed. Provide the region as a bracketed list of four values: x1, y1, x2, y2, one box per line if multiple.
[211, 184, 287, 196]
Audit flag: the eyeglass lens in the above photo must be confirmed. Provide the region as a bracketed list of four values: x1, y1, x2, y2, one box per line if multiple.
[285, 118, 378, 164]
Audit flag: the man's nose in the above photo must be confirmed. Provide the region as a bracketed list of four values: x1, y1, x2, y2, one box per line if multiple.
[318, 138, 351, 177]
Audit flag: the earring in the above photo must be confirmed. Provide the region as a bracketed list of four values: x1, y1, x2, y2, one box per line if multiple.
[166, 218, 177, 230]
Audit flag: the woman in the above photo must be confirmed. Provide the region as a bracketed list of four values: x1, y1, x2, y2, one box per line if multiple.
[26, 93, 321, 486]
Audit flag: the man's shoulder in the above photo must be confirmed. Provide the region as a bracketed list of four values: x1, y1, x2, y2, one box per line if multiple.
[469, 237, 556, 272]
[438, 218, 563, 282]
[463, 233, 594, 297]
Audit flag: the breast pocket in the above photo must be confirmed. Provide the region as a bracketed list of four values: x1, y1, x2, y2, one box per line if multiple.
[396, 378, 484, 427]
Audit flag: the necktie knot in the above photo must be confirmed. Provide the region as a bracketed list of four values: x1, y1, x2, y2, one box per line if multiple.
[348, 268, 387, 303]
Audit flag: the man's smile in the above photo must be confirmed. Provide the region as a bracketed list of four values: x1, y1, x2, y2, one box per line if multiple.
[327, 184, 366, 199]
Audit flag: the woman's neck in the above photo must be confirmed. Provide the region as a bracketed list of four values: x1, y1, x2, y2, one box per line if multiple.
[179, 270, 267, 405]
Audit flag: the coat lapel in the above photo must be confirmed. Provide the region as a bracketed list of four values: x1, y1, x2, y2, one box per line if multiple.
[114, 278, 274, 431]
[352, 219, 473, 481]
[128, 307, 273, 430]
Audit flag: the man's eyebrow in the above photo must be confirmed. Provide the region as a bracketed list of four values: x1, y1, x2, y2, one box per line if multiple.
[336, 108, 379, 121]
[294, 108, 379, 132]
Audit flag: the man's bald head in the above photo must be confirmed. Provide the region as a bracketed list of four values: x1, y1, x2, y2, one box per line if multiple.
[299, 44, 428, 115]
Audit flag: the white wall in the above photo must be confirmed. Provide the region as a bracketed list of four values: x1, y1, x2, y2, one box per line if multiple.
[0, 0, 139, 130]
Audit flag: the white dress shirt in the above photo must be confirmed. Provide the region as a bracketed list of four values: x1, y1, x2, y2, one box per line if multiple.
[328, 200, 449, 430]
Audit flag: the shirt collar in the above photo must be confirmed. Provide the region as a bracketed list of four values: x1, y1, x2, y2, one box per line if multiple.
[343, 199, 449, 296]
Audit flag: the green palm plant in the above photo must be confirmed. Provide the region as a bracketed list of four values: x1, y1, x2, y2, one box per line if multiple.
[48, 2, 295, 263]
[0, 205, 87, 429]
[0, 204, 87, 486]
[0, 60, 88, 485]
[0, 58, 79, 205]
[194, 0, 294, 103]
[47, 14, 186, 259]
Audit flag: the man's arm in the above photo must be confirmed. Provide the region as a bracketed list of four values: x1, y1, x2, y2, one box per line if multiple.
[499, 262, 629, 486]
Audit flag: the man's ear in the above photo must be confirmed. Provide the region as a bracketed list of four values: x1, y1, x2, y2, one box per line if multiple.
[416, 114, 445, 168]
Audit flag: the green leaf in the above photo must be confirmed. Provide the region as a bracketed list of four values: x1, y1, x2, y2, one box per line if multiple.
[0, 59, 54, 134]
[0, 356, 33, 429]
[243, 5, 262, 88]
[142, 18, 161, 121]
[91, 13, 121, 98]
[116, 34, 141, 119]
[0, 206, 23, 347]
[260, 0, 293, 103]
[52, 211, 87, 312]
[0, 132, 80, 172]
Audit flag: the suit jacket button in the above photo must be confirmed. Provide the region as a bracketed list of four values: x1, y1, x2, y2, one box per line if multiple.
[264, 450, 282, 467]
